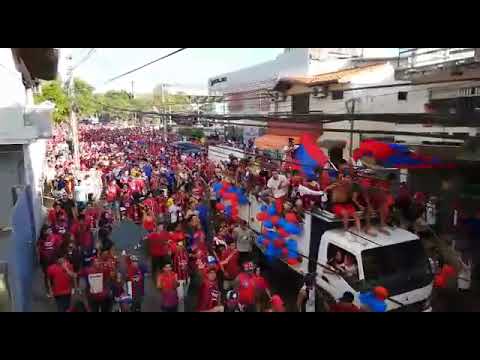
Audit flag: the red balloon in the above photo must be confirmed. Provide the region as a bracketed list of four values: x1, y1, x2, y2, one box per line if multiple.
[230, 197, 239, 205]
[287, 258, 300, 266]
[256, 212, 269, 221]
[281, 248, 289, 257]
[232, 207, 239, 216]
[273, 239, 285, 249]
[278, 228, 289, 238]
[219, 188, 227, 197]
[275, 198, 283, 214]
[216, 203, 225, 211]
[232, 215, 239, 221]
[270, 215, 280, 225]
[434, 274, 447, 289]
[285, 213, 298, 223]
[441, 265, 456, 279]
[263, 239, 270, 247]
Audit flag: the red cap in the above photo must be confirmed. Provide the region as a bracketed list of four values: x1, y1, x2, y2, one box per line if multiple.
[373, 286, 389, 300]
[271, 295, 286, 312]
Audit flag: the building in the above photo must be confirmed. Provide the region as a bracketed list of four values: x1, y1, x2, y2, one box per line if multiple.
[271, 49, 480, 159]
[0, 48, 57, 311]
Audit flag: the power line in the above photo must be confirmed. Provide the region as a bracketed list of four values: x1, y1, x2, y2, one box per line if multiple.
[105, 48, 188, 84]
[72, 48, 96, 71]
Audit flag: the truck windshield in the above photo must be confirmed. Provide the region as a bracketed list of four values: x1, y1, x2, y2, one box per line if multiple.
[361, 240, 433, 296]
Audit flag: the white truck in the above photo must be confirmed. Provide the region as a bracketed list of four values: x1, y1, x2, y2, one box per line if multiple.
[208, 144, 247, 165]
[241, 196, 434, 312]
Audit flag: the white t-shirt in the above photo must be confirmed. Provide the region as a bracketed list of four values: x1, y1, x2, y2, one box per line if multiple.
[267, 175, 289, 199]
[301, 285, 316, 313]
[169, 205, 181, 224]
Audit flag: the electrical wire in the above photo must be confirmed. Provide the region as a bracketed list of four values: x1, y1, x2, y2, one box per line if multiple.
[105, 48, 188, 84]
[72, 48, 96, 71]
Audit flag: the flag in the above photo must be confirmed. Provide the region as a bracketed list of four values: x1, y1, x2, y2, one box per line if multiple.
[294, 133, 329, 180]
[353, 140, 451, 169]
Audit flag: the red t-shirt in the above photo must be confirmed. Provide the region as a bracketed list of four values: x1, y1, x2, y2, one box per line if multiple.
[329, 302, 362, 312]
[197, 279, 221, 311]
[48, 209, 67, 225]
[71, 222, 93, 248]
[237, 273, 256, 306]
[106, 184, 120, 202]
[148, 231, 170, 257]
[38, 234, 63, 260]
[157, 272, 178, 307]
[85, 208, 100, 228]
[143, 198, 158, 214]
[252, 274, 269, 294]
[80, 266, 109, 300]
[172, 247, 189, 281]
[220, 249, 240, 280]
[143, 216, 156, 232]
[47, 262, 73, 296]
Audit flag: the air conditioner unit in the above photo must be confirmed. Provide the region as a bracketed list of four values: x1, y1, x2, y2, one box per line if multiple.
[311, 87, 327, 98]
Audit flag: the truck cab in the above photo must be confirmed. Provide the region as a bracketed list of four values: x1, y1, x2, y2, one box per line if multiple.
[312, 210, 433, 312]
[246, 197, 434, 312]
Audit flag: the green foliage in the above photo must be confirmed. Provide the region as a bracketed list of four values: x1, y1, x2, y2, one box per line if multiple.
[34, 80, 69, 123]
[73, 78, 98, 117]
[178, 127, 204, 140]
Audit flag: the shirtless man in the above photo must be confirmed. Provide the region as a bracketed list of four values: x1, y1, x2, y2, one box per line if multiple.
[325, 175, 361, 232]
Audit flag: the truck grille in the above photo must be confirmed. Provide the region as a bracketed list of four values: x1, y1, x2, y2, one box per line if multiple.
[389, 300, 426, 312]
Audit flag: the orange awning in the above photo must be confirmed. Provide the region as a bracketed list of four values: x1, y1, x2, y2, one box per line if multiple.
[255, 135, 300, 150]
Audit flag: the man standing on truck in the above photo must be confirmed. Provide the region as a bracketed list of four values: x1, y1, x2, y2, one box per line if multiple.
[325, 177, 362, 233]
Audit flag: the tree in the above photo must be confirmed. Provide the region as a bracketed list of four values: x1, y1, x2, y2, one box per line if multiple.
[34, 80, 69, 123]
[73, 78, 98, 118]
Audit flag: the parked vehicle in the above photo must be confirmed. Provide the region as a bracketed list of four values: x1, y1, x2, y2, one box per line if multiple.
[242, 197, 434, 312]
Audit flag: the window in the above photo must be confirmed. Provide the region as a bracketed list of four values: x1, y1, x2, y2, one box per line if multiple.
[292, 94, 310, 114]
[327, 244, 359, 283]
[331, 90, 344, 100]
[398, 91, 408, 101]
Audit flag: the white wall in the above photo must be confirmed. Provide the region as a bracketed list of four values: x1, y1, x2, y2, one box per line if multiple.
[23, 139, 48, 238]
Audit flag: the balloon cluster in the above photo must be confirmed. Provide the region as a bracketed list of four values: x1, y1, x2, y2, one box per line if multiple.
[255, 204, 302, 265]
[213, 181, 248, 221]
[359, 286, 389, 312]
[433, 264, 456, 289]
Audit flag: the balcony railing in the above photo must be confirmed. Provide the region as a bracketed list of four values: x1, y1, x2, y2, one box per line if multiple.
[397, 48, 477, 69]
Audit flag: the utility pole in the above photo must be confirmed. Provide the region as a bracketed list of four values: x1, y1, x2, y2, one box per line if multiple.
[162, 83, 167, 141]
[131, 80, 136, 124]
[67, 56, 80, 171]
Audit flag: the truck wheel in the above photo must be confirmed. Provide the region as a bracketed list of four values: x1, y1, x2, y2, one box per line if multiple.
[316, 287, 335, 312]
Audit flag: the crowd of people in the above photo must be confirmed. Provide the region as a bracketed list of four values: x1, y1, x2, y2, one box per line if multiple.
[37, 124, 478, 312]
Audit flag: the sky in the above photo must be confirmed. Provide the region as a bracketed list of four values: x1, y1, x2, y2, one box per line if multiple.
[59, 48, 399, 95]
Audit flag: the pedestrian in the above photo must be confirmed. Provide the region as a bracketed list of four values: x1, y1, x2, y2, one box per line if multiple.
[172, 240, 189, 312]
[80, 258, 113, 313]
[234, 261, 257, 312]
[296, 273, 317, 312]
[156, 263, 179, 312]
[147, 223, 171, 280]
[197, 266, 223, 312]
[47, 256, 77, 312]
[327, 291, 362, 312]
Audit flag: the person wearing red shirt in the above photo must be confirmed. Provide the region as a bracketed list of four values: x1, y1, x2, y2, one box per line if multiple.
[172, 241, 189, 312]
[197, 267, 223, 312]
[79, 257, 113, 312]
[219, 242, 240, 291]
[126, 255, 147, 312]
[142, 209, 156, 233]
[147, 224, 171, 279]
[234, 261, 257, 312]
[127, 203, 143, 224]
[47, 257, 77, 312]
[84, 203, 100, 230]
[70, 214, 94, 249]
[328, 291, 363, 312]
[156, 263, 179, 312]
[48, 203, 67, 226]
[252, 266, 271, 301]
[106, 180, 121, 221]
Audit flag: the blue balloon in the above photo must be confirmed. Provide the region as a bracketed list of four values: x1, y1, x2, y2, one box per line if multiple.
[212, 182, 223, 192]
[263, 220, 274, 229]
[267, 205, 277, 216]
[266, 231, 279, 240]
[278, 218, 288, 229]
[225, 205, 232, 217]
[286, 239, 298, 251]
[260, 205, 268, 212]
[359, 292, 386, 312]
[239, 194, 249, 205]
[284, 223, 301, 235]
[257, 235, 265, 245]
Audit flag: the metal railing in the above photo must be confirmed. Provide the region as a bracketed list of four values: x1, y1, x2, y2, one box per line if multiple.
[397, 48, 477, 70]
